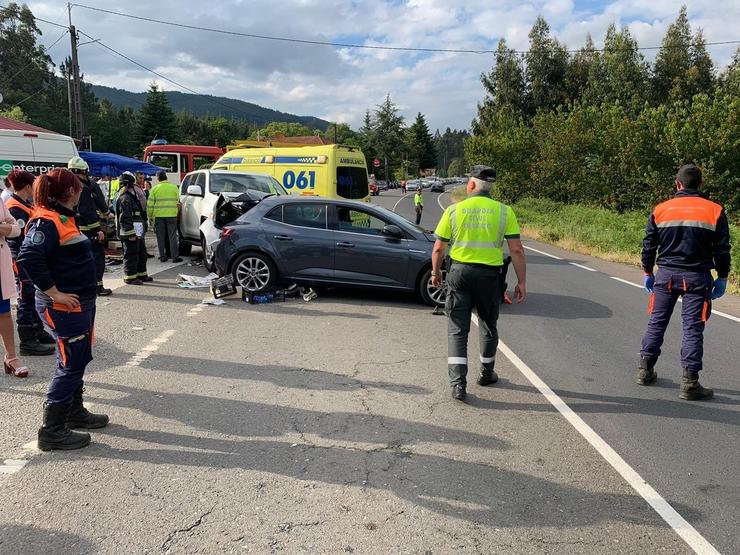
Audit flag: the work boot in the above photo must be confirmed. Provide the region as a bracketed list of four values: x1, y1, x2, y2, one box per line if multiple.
[18, 327, 55, 356]
[38, 402, 91, 451]
[97, 285, 112, 296]
[451, 385, 466, 401]
[36, 326, 56, 345]
[67, 387, 109, 429]
[125, 279, 144, 286]
[680, 370, 714, 401]
[477, 369, 499, 386]
[636, 356, 658, 385]
[141, 276, 154, 282]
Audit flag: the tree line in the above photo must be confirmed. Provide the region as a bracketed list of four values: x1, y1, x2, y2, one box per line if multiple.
[467, 6, 739, 219]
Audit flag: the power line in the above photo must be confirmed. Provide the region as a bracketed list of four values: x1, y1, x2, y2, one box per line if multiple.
[71, 3, 740, 55]
[0, 3, 68, 29]
[1, 28, 68, 86]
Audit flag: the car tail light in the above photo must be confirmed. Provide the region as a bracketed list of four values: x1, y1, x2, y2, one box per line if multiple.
[219, 228, 234, 239]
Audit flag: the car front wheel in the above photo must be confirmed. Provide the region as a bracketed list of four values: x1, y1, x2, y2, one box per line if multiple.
[419, 267, 446, 307]
[232, 252, 277, 292]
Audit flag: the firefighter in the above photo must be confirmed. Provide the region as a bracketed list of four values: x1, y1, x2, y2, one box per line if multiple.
[639, 164, 732, 400]
[68, 157, 112, 296]
[4, 170, 56, 356]
[431, 166, 527, 401]
[116, 172, 150, 285]
[17, 168, 108, 451]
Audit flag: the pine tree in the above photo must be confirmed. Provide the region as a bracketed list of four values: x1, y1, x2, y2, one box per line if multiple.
[405, 113, 437, 174]
[137, 83, 177, 145]
[372, 95, 405, 180]
[652, 6, 693, 103]
[525, 16, 569, 113]
[687, 29, 715, 97]
[566, 35, 598, 104]
[479, 38, 527, 122]
[599, 24, 649, 110]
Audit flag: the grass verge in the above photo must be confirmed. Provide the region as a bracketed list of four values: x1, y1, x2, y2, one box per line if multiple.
[512, 198, 739, 295]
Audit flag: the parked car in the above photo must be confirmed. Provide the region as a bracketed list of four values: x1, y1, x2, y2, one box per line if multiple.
[430, 182, 445, 193]
[178, 169, 287, 258]
[369, 180, 379, 196]
[406, 180, 421, 192]
[377, 180, 389, 191]
[214, 196, 446, 306]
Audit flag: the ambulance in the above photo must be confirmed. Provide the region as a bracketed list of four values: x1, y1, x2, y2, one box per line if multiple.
[212, 144, 370, 201]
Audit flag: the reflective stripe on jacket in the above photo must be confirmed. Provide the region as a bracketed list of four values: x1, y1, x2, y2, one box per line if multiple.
[148, 181, 180, 218]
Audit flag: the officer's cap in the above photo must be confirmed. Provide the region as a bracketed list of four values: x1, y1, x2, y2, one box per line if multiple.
[467, 165, 496, 182]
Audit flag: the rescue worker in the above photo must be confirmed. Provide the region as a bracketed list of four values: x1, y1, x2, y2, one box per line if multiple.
[638, 164, 731, 401]
[116, 172, 150, 285]
[4, 170, 56, 356]
[17, 168, 108, 451]
[68, 157, 112, 296]
[414, 188, 424, 225]
[431, 166, 526, 401]
[149, 170, 182, 263]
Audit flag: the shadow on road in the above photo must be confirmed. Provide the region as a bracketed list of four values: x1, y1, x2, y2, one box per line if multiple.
[500, 292, 613, 320]
[0, 525, 95, 554]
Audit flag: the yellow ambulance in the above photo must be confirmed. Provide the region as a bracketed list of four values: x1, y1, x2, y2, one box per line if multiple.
[212, 144, 370, 201]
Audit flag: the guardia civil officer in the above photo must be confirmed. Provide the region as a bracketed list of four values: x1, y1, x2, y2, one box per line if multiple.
[17, 168, 109, 451]
[68, 157, 112, 296]
[116, 172, 150, 285]
[414, 188, 424, 225]
[638, 164, 732, 400]
[4, 170, 55, 356]
[431, 166, 527, 401]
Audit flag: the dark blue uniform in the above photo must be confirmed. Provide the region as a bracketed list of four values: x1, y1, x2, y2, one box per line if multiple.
[17, 204, 97, 405]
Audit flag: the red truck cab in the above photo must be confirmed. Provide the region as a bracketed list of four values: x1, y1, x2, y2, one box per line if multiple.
[143, 144, 225, 185]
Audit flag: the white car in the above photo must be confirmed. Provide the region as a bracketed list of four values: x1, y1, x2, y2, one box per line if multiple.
[178, 170, 287, 261]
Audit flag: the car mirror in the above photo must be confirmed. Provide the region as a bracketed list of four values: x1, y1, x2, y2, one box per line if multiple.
[186, 185, 203, 197]
[382, 224, 404, 239]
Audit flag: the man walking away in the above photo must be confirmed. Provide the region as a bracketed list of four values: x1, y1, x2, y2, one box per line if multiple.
[639, 164, 731, 400]
[414, 189, 424, 225]
[149, 171, 181, 263]
[431, 166, 527, 401]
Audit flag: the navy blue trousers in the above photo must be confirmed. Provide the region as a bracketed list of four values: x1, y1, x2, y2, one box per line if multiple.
[15, 273, 42, 330]
[640, 268, 713, 372]
[36, 297, 96, 405]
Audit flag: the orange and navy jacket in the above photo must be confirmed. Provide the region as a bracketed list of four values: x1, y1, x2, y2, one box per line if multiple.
[642, 190, 731, 278]
[16, 203, 97, 300]
[4, 193, 33, 259]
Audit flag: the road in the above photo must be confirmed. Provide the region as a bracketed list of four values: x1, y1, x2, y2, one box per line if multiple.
[0, 188, 737, 553]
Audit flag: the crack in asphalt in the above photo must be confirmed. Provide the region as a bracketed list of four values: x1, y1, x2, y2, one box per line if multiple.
[160, 505, 215, 552]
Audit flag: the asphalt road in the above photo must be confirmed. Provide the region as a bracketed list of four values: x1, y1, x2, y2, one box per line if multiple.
[0, 189, 737, 553]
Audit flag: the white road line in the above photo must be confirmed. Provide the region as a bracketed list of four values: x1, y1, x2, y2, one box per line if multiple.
[392, 193, 412, 213]
[523, 245, 564, 260]
[610, 276, 643, 289]
[0, 459, 29, 475]
[124, 329, 176, 367]
[470, 313, 720, 554]
[569, 262, 598, 272]
[437, 190, 451, 211]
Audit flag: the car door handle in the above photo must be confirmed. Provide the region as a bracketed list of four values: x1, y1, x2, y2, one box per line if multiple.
[337, 241, 355, 248]
[274, 235, 293, 241]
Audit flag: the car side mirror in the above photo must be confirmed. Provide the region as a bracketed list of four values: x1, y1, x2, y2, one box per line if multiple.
[186, 185, 203, 197]
[382, 224, 404, 239]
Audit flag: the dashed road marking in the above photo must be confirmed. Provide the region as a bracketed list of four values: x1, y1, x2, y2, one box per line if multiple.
[523, 245, 564, 260]
[187, 304, 207, 318]
[471, 313, 721, 555]
[610, 276, 643, 289]
[569, 262, 598, 272]
[124, 329, 176, 367]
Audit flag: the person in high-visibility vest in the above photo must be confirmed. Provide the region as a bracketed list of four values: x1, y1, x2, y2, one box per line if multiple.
[431, 166, 527, 401]
[414, 189, 424, 225]
[148, 170, 182, 263]
[17, 168, 109, 451]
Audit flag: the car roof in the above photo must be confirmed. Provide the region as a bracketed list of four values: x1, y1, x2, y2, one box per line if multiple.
[185, 169, 274, 178]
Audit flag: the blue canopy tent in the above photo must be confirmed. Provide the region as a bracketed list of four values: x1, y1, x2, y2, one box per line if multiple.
[78, 151, 164, 177]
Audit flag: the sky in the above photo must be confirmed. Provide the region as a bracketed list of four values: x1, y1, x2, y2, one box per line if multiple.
[25, 0, 740, 132]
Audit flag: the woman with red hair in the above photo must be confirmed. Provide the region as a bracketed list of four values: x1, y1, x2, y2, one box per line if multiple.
[17, 168, 108, 451]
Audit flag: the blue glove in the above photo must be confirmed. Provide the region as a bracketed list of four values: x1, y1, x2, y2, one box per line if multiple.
[711, 278, 727, 300]
[643, 274, 655, 293]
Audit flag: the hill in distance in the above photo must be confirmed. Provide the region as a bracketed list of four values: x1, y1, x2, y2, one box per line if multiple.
[90, 84, 331, 130]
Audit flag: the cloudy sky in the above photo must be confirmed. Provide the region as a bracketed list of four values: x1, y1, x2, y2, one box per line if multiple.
[27, 1, 740, 131]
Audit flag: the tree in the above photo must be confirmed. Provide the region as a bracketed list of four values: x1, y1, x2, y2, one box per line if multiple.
[566, 35, 598, 104]
[405, 112, 437, 174]
[0, 106, 27, 122]
[250, 121, 314, 140]
[478, 38, 527, 127]
[447, 158, 465, 177]
[525, 16, 569, 113]
[718, 47, 740, 97]
[322, 122, 359, 145]
[372, 95, 405, 180]
[687, 29, 715, 98]
[137, 83, 177, 145]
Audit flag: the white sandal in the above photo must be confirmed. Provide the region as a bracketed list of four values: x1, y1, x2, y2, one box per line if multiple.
[4, 356, 30, 378]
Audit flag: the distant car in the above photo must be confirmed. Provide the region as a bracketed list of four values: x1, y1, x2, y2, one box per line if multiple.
[421, 180, 431, 189]
[214, 196, 446, 306]
[430, 182, 445, 193]
[369, 180, 379, 196]
[406, 180, 421, 192]
[377, 180, 389, 191]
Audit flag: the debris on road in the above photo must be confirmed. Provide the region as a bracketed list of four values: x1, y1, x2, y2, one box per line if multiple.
[201, 298, 226, 306]
[177, 273, 219, 288]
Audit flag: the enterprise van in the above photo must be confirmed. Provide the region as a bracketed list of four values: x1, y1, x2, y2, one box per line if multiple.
[0, 121, 78, 187]
[212, 145, 370, 201]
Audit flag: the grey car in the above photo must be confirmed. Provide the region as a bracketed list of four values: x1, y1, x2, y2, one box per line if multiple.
[214, 196, 446, 306]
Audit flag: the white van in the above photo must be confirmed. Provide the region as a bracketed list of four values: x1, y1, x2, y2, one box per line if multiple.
[0, 124, 79, 188]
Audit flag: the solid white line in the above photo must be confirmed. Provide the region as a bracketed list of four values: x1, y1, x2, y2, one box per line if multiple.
[569, 262, 598, 272]
[437, 190, 451, 211]
[470, 313, 720, 554]
[712, 309, 740, 323]
[523, 245, 564, 260]
[392, 193, 412, 213]
[610, 276, 643, 289]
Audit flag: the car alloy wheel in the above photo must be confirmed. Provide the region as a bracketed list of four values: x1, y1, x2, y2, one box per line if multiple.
[426, 270, 447, 307]
[235, 256, 272, 292]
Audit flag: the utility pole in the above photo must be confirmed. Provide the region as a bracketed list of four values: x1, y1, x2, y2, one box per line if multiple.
[68, 3, 84, 141]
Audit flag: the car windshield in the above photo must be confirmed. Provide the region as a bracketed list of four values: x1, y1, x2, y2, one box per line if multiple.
[210, 173, 286, 195]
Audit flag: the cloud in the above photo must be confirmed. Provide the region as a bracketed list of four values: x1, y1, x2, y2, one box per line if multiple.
[27, 0, 740, 131]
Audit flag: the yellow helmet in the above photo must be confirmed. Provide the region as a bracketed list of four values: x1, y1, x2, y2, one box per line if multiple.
[67, 156, 89, 171]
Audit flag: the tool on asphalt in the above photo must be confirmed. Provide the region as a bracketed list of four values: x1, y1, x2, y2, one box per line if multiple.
[210, 274, 237, 298]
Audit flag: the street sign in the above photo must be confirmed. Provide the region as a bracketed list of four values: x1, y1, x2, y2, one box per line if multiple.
[373, 159, 381, 168]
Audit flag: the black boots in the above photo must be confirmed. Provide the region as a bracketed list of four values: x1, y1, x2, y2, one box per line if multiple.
[18, 327, 55, 356]
[452, 385, 466, 401]
[36, 327, 56, 346]
[636, 356, 657, 385]
[67, 388, 109, 429]
[97, 284, 112, 296]
[477, 369, 499, 386]
[38, 403, 91, 451]
[680, 370, 714, 401]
